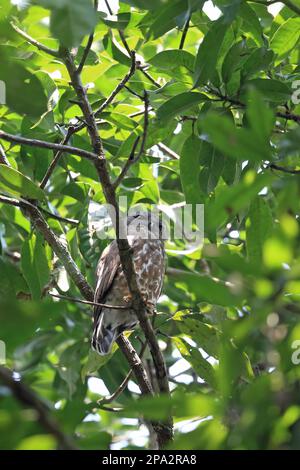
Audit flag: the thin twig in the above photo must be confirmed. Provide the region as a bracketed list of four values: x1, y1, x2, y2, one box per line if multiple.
[113, 91, 149, 188]
[11, 22, 60, 57]
[206, 86, 300, 125]
[0, 366, 77, 450]
[0, 194, 79, 226]
[157, 142, 180, 160]
[179, 15, 191, 50]
[123, 84, 144, 100]
[49, 292, 130, 309]
[94, 50, 136, 116]
[104, 0, 132, 57]
[40, 126, 77, 189]
[113, 136, 140, 188]
[98, 340, 148, 405]
[134, 91, 150, 161]
[119, 30, 133, 57]
[250, 0, 300, 16]
[276, 111, 300, 124]
[38, 207, 80, 225]
[4, 250, 21, 262]
[139, 67, 161, 88]
[77, 0, 99, 74]
[117, 335, 153, 395]
[0, 130, 98, 161]
[268, 163, 300, 174]
[0, 144, 10, 166]
[104, 0, 113, 15]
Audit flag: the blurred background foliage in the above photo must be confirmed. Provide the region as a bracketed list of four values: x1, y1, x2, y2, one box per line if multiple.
[1, 0, 300, 450]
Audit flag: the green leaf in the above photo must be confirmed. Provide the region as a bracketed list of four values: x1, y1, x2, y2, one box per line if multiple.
[17, 435, 56, 450]
[205, 171, 274, 232]
[201, 113, 271, 163]
[103, 34, 131, 66]
[270, 18, 300, 57]
[246, 87, 275, 143]
[246, 196, 273, 265]
[0, 47, 48, 118]
[81, 345, 119, 381]
[21, 234, 50, 300]
[100, 12, 131, 30]
[0, 165, 45, 200]
[173, 270, 238, 306]
[198, 144, 224, 194]
[126, 389, 215, 421]
[243, 78, 291, 104]
[241, 47, 274, 78]
[50, 0, 97, 48]
[194, 18, 228, 87]
[180, 134, 202, 204]
[147, 0, 189, 39]
[149, 49, 195, 72]
[180, 135, 224, 203]
[14, 332, 54, 371]
[122, 0, 163, 9]
[156, 92, 207, 122]
[222, 39, 249, 84]
[173, 312, 220, 358]
[174, 337, 217, 388]
[238, 1, 263, 45]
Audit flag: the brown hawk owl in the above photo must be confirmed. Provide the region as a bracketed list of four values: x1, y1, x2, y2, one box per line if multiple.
[91, 212, 165, 355]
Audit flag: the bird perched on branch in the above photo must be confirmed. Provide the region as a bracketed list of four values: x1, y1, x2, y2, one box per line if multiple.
[91, 211, 165, 355]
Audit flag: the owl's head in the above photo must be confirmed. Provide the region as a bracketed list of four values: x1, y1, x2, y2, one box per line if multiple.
[126, 210, 165, 240]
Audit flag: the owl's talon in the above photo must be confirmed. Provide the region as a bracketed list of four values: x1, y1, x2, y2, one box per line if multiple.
[123, 294, 132, 304]
[145, 301, 156, 317]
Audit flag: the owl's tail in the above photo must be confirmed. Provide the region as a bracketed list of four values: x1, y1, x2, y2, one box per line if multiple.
[91, 314, 118, 356]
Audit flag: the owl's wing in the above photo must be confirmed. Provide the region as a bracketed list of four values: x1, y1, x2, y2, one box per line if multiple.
[93, 240, 120, 325]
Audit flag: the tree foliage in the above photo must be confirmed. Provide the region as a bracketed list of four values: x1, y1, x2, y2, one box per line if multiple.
[1, 0, 300, 450]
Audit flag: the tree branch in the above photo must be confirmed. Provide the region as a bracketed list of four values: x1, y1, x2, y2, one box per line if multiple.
[0, 193, 94, 300]
[0, 130, 98, 161]
[117, 335, 153, 396]
[206, 87, 300, 124]
[0, 366, 77, 450]
[10, 22, 60, 57]
[61, 46, 173, 447]
[179, 15, 191, 50]
[2, 19, 173, 446]
[0, 159, 163, 446]
[98, 340, 148, 405]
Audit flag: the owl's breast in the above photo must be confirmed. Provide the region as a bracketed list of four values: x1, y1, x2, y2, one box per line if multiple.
[132, 239, 165, 303]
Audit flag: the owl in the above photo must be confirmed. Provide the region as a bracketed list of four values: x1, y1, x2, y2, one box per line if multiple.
[91, 211, 165, 355]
